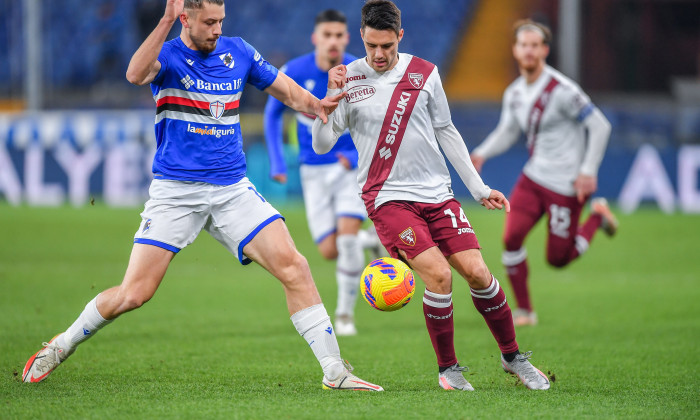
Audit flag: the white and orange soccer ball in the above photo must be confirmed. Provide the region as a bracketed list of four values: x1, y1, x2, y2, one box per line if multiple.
[360, 257, 415, 312]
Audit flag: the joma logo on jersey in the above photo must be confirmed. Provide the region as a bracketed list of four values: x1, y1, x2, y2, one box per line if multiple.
[196, 79, 242, 91]
[399, 227, 416, 246]
[384, 91, 411, 145]
[345, 85, 376, 103]
[346, 75, 366, 82]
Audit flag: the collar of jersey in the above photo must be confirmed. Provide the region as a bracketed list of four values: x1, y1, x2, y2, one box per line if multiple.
[174, 36, 223, 58]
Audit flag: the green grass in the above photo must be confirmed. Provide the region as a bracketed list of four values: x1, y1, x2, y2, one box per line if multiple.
[1, 202, 698, 419]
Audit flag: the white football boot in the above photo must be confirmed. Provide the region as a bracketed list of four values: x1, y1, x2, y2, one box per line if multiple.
[334, 315, 357, 336]
[438, 364, 474, 391]
[591, 197, 619, 237]
[23, 334, 74, 383]
[322, 360, 383, 391]
[501, 351, 550, 390]
[512, 308, 538, 327]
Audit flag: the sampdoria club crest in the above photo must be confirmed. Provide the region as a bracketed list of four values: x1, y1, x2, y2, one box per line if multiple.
[209, 100, 225, 119]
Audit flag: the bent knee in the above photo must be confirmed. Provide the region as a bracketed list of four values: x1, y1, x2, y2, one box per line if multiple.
[276, 251, 311, 284]
[318, 247, 338, 260]
[547, 255, 570, 268]
[120, 290, 154, 311]
[503, 233, 525, 253]
[463, 261, 492, 289]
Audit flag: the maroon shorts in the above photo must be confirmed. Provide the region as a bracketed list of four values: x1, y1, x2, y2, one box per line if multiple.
[368, 199, 480, 261]
[504, 174, 586, 251]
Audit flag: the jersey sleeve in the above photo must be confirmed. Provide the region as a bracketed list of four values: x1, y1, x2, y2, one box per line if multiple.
[151, 44, 171, 86]
[241, 39, 279, 91]
[312, 88, 348, 154]
[263, 75, 289, 177]
[472, 87, 521, 159]
[426, 67, 452, 128]
[558, 83, 594, 122]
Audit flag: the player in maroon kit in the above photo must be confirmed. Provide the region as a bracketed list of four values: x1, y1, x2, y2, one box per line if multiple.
[313, 0, 550, 391]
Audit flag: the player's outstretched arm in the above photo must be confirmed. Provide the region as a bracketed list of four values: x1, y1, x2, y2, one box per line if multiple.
[265, 72, 346, 124]
[575, 108, 612, 202]
[126, 0, 183, 85]
[434, 123, 492, 202]
[470, 91, 521, 171]
[263, 94, 289, 183]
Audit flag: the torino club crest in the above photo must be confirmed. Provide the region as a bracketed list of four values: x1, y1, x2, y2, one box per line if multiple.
[399, 227, 416, 246]
[408, 72, 424, 89]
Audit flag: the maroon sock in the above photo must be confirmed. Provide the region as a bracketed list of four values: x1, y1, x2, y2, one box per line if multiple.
[423, 290, 457, 368]
[471, 276, 518, 354]
[562, 213, 604, 262]
[502, 248, 531, 311]
[578, 213, 602, 243]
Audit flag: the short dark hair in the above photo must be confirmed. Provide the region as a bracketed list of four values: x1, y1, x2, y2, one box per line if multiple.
[513, 19, 552, 45]
[315, 9, 347, 26]
[184, 0, 224, 10]
[361, 0, 401, 35]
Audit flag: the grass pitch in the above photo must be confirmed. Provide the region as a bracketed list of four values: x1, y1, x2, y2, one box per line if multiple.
[1, 202, 698, 419]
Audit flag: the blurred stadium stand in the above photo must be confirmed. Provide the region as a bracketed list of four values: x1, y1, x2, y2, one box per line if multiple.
[1, 0, 699, 212]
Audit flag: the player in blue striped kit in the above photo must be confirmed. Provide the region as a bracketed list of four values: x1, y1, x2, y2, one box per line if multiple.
[22, 0, 382, 391]
[264, 10, 384, 336]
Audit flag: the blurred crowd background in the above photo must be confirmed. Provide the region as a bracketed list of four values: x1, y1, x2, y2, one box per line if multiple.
[1, 0, 699, 212]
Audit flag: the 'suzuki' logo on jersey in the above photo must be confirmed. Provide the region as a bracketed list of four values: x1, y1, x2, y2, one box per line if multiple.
[408, 73, 424, 89]
[345, 85, 376, 103]
[384, 91, 411, 145]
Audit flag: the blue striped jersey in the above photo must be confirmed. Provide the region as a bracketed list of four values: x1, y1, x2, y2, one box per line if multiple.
[263, 52, 357, 177]
[150, 36, 278, 184]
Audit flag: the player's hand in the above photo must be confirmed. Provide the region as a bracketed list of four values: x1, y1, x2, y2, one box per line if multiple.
[480, 189, 510, 212]
[336, 153, 352, 170]
[163, 0, 184, 23]
[574, 174, 597, 203]
[272, 173, 287, 184]
[328, 65, 347, 89]
[317, 91, 347, 123]
[470, 154, 485, 173]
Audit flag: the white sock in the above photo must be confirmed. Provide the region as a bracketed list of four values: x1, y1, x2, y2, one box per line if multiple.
[335, 234, 364, 317]
[357, 227, 381, 250]
[290, 304, 344, 380]
[57, 295, 112, 351]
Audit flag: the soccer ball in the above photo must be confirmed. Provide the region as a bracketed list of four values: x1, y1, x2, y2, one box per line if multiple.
[360, 257, 415, 311]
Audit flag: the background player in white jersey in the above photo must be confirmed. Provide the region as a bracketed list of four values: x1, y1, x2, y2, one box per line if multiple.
[313, 0, 550, 391]
[264, 10, 384, 336]
[22, 0, 382, 392]
[470, 20, 616, 327]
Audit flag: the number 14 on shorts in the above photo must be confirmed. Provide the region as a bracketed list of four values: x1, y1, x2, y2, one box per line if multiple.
[444, 207, 474, 235]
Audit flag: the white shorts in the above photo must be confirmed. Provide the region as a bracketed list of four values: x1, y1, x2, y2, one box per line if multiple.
[133, 178, 282, 265]
[299, 162, 367, 243]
